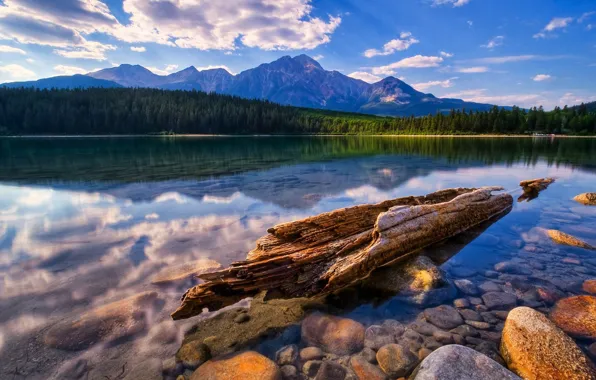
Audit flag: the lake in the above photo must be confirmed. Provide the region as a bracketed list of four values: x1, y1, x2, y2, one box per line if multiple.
[0, 136, 595, 379]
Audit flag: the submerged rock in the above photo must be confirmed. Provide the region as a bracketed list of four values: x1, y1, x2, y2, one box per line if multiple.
[501, 307, 596, 380]
[302, 313, 365, 355]
[574, 192, 596, 206]
[423, 305, 463, 329]
[44, 291, 159, 350]
[583, 279, 596, 294]
[364, 325, 397, 350]
[191, 351, 281, 380]
[410, 345, 520, 380]
[546, 229, 595, 250]
[350, 355, 387, 380]
[376, 343, 418, 378]
[481, 292, 517, 310]
[550, 295, 596, 339]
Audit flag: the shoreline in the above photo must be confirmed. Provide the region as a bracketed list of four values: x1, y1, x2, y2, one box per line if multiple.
[2, 134, 596, 138]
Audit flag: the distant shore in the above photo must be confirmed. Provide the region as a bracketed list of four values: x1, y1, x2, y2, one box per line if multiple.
[2, 134, 596, 138]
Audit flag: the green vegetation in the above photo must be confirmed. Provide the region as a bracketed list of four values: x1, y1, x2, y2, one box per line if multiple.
[0, 87, 595, 135]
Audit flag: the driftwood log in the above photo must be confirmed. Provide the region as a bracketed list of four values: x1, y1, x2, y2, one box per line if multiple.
[518, 177, 555, 202]
[172, 187, 513, 320]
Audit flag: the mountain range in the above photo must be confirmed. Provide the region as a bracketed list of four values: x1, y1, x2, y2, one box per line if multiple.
[2, 55, 496, 116]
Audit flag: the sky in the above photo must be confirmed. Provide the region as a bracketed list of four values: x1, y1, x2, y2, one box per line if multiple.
[0, 0, 594, 109]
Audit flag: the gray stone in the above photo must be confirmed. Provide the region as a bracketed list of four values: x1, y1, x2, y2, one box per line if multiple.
[359, 347, 377, 363]
[449, 325, 479, 338]
[424, 305, 464, 330]
[480, 312, 499, 324]
[423, 337, 442, 350]
[458, 309, 482, 322]
[276, 344, 298, 366]
[494, 261, 531, 275]
[468, 297, 483, 305]
[409, 321, 439, 336]
[454, 279, 479, 296]
[453, 298, 470, 308]
[432, 330, 454, 344]
[478, 281, 502, 293]
[281, 365, 299, 380]
[465, 320, 491, 330]
[162, 357, 184, 377]
[376, 344, 418, 378]
[482, 292, 517, 310]
[410, 345, 521, 380]
[364, 325, 395, 350]
[381, 319, 405, 338]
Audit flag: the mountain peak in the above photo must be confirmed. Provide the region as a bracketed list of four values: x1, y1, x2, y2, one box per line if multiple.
[293, 54, 323, 69]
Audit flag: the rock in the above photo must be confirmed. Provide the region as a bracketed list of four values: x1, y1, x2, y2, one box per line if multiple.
[176, 341, 211, 370]
[550, 295, 596, 339]
[381, 319, 405, 338]
[449, 325, 479, 338]
[303, 361, 323, 377]
[478, 281, 501, 293]
[546, 229, 595, 250]
[454, 279, 479, 296]
[359, 347, 377, 363]
[300, 347, 324, 361]
[484, 270, 499, 278]
[574, 192, 596, 205]
[583, 279, 596, 294]
[465, 336, 485, 346]
[364, 325, 396, 350]
[465, 320, 490, 330]
[398, 329, 424, 352]
[302, 313, 365, 355]
[151, 259, 221, 285]
[453, 298, 470, 308]
[458, 309, 482, 322]
[365, 256, 447, 295]
[480, 312, 499, 324]
[192, 351, 281, 380]
[409, 321, 439, 336]
[536, 287, 564, 304]
[163, 357, 184, 377]
[562, 257, 581, 265]
[234, 313, 250, 324]
[276, 345, 298, 366]
[475, 341, 505, 366]
[481, 292, 517, 310]
[589, 342, 596, 361]
[432, 330, 454, 344]
[44, 292, 159, 350]
[418, 347, 432, 360]
[452, 334, 465, 345]
[479, 331, 502, 344]
[376, 344, 418, 378]
[501, 307, 596, 380]
[468, 297, 483, 305]
[410, 345, 521, 380]
[280, 365, 298, 380]
[423, 337, 441, 350]
[314, 361, 346, 380]
[423, 305, 463, 330]
[494, 261, 531, 275]
[449, 267, 477, 278]
[350, 355, 387, 380]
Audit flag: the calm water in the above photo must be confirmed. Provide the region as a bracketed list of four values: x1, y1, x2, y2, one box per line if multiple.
[0, 136, 595, 379]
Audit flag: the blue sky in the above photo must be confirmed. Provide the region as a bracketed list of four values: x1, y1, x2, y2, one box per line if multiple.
[0, 0, 594, 109]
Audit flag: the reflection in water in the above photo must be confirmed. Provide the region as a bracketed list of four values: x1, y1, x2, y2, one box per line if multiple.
[0, 137, 595, 379]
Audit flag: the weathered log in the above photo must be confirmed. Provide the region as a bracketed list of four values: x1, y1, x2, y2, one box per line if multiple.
[518, 177, 555, 202]
[172, 187, 513, 320]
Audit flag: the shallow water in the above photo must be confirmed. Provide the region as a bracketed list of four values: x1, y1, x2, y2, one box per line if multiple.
[0, 136, 595, 379]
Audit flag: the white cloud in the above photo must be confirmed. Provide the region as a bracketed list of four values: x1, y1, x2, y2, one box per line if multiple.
[347, 71, 382, 83]
[54, 65, 87, 75]
[0, 45, 26, 54]
[578, 12, 595, 23]
[53, 41, 116, 61]
[413, 77, 457, 91]
[0, 64, 36, 80]
[467, 20, 473, 27]
[441, 88, 548, 108]
[467, 55, 564, 64]
[534, 17, 574, 38]
[26, 58, 35, 63]
[532, 74, 553, 82]
[130, 46, 146, 52]
[440, 51, 454, 58]
[312, 54, 324, 61]
[364, 32, 419, 58]
[481, 36, 504, 49]
[457, 66, 489, 73]
[147, 64, 179, 76]
[432, 0, 471, 7]
[371, 55, 444, 75]
[559, 92, 596, 106]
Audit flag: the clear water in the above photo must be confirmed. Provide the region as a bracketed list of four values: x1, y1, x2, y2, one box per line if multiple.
[0, 136, 594, 379]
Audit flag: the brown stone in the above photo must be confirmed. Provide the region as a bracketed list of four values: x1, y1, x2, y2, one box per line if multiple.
[574, 192, 596, 206]
[350, 355, 387, 380]
[301, 313, 365, 355]
[550, 295, 596, 339]
[191, 351, 281, 380]
[176, 341, 211, 369]
[376, 344, 418, 378]
[582, 279, 596, 295]
[546, 229, 595, 250]
[501, 307, 596, 380]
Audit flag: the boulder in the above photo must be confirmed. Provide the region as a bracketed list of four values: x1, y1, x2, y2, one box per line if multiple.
[302, 313, 365, 355]
[582, 279, 596, 295]
[501, 307, 596, 380]
[481, 292, 517, 310]
[376, 344, 418, 378]
[550, 295, 596, 339]
[192, 351, 281, 380]
[410, 345, 521, 380]
[423, 305, 463, 329]
[350, 355, 387, 380]
[574, 192, 596, 206]
[546, 230, 595, 250]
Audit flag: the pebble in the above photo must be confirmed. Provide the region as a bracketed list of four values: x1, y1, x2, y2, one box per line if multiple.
[303, 360, 323, 377]
[582, 279, 596, 294]
[350, 355, 387, 380]
[478, 281, 501, 293]
[449, 325, 479, 338]
[176, 341, 211, 370]
[314, 361, 347, 380]
[359, 347, 377, 363]
[432, 330, 454, 344]
[465, 320, 491, 330]
[276, 344, 298, 366]
[459, 309, 482, 322]
[453, 298, 470, 308]
[300, 347, 324, 361]
[365, 325, 396, 350]
[494, 261, 531, 275]
[376, 344, 419, 378]
[280, 365, 298, 380]
[481, 292, 517, 310]
[454, 279, 479, 296]
[302, 313, 365, 355]
[423, 305, 463, 329]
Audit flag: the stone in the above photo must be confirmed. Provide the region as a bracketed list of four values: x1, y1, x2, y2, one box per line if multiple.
[465, 336, 485, 346]
[546, 229, 595, 250]
[550, 295, 596, 339]
[562, 257, 581, 265]
[454, 279, 479, 296]
[423, 338, 442, 351]
[479, 331, 502, 344]
[501, 307, 596, 380]
[475, 341, 505, 366]
[302, 313, 365, 355]
[453, 298, 470, 308]
[465, 320, 490, 330]
[276, 345, 298, 366]
[176, 341, 211, 370]
[381, 319, 405, 338]
[300, 347, 324, 361]
[536, 287, 564, 304]
[192, 351, 281, 380]
[574, 192, 596, 206]
[234, 313, 250, 323]
[350, 355, 387, 380]
[494, 261, 531, 275]
[468, 297, 483, 305]
[423, 305, 463, 330]
[484, 270, 499, 278]
[589, 343, 596, 361]
[583, 279, 596, 294]
[459, 309, 482, 322]
[449, 267, 477, 278]
[449, 325, 479, 338]
[163, 357, 184, 377]
[410, 345, 521, 380]
[376, 344, 418, 378]
[359, 347, 377, 363]
[44, 292, 160, 350]
[409, 321, 438, 336]
[481, 292, 517, 310]
[151, 259, 222, 285]
[432, 330, 454, 344]
[280, 365, 298, 380]
[478, 281, 502, 293]
[314, 361, 346, 380]
[364, 325, 395, 350]
[480, 312, 499, 324]
[452, 334, 465, 345]
[303, 361, 323, 377]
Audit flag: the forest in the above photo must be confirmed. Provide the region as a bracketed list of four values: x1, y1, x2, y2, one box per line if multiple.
[0, 87, 595, 135]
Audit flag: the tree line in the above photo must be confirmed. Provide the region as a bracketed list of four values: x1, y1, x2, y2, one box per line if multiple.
[0, 87, 594, 135]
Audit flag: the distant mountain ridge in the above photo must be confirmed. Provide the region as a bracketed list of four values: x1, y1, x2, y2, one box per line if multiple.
[2, 55, 496, 116]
